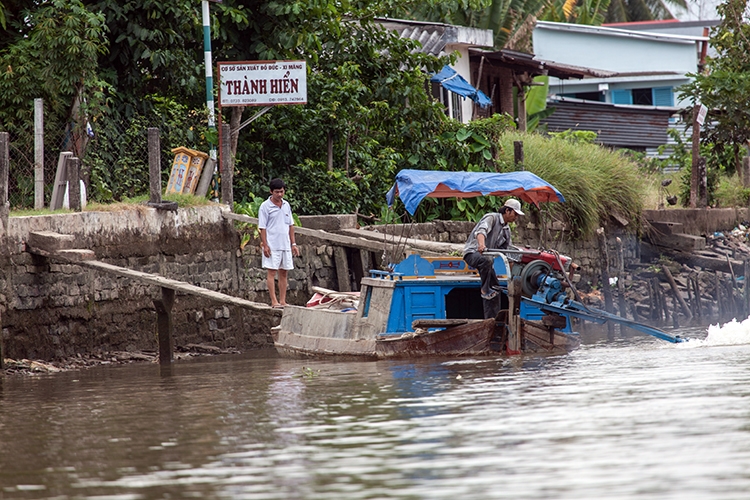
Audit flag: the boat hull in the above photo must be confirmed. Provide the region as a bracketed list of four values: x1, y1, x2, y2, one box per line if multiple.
[272, 317, 578, 359]
[376, 318, 497, 358]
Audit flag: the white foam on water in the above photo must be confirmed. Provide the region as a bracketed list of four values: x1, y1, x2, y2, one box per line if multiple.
[679, 316, 750, 347]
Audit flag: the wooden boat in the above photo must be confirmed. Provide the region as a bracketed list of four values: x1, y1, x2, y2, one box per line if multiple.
[273, 170, 684, 359]
[274, 252, 584, 359]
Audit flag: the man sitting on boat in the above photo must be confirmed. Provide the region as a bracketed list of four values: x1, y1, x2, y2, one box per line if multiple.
[463, 199, 524, 316]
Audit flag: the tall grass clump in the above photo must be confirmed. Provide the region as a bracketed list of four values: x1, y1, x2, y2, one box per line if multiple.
[497, 131, 647, 237]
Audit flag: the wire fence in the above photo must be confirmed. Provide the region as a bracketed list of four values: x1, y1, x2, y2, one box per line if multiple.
[7, 114, 213, 210]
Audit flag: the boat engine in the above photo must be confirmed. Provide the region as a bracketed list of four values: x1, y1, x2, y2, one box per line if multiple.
[518, 259, 568, 306]
[516, 255, 687, 344]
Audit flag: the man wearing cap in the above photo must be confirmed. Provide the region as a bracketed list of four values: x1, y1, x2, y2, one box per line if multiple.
[463, 199, 524, 313]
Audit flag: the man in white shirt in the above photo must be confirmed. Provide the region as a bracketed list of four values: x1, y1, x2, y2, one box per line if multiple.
[258, 178, 300, 308]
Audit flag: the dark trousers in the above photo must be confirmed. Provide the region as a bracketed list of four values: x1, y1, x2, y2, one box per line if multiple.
[464, 251, 500, 295]
[464, 251, 502, 319]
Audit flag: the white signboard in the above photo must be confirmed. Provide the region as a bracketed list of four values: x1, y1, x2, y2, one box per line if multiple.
[696, 103, 708, 126]
[218, 60, 307, 107]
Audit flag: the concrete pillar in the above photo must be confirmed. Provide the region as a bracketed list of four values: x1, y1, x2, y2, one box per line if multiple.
[65, 157, 81, 212]
[148, 128, 162, 203]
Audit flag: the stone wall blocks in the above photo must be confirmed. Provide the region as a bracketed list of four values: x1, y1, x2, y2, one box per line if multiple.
[16, 296, 44, 309]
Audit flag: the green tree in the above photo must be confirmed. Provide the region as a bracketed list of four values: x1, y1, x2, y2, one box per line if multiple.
[678, 0, 750, 176]
[603, 0, 686, 23]
[0, 0, 108, 133]
[410, 0, 551, 50]
[541, 0, 611, 24]
[223, 3, 458, 215]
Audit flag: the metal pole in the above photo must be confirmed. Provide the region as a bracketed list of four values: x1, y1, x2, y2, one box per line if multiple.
[202, 1, 219, 201]
[202, 1, 215, 133]
[34, 99, 44, 210]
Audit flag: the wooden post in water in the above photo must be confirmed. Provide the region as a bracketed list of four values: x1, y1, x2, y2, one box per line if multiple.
[662, 265, 692, 320]
[220, 123, 233, 208]
[615, 237, 628, 319]
[148, 128, 161, 204]
[153, 287, 175, 365]
[0, 132, 7, 371]
[507, 276, 523, 354]
[693, 274, 703, 319]
[596, 228, 615, 334]
[65, 156, 81, 212]
[714, 272, 723, 320]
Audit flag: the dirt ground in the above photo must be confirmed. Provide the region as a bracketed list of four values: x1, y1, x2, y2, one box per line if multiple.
[2, 344, 240, 377]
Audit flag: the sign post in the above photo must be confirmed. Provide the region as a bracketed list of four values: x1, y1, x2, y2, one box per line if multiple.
[218, 61, 308, 107]
[216, 60, 308, 208]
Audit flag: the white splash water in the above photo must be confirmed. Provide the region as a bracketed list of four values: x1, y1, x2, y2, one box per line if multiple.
[683, 316, 750, 347]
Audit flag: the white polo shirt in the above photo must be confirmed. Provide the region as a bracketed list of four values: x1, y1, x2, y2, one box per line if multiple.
[258, 197, 294, 251]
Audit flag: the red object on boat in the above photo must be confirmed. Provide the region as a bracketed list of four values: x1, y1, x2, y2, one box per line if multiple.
[517, 247, 571, 271]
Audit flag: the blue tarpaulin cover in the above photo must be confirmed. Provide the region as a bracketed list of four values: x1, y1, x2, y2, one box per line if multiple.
[430, 66, 492, 108]
[386, 169, 565, 215]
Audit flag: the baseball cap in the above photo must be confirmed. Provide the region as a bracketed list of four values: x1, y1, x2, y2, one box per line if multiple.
[504, 198, 525, 215]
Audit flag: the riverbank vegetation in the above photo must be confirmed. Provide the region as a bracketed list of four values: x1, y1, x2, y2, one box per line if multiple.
[1, 0, 744, 240]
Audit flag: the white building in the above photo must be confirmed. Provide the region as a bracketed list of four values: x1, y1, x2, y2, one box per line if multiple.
[533, 20, 708, 108]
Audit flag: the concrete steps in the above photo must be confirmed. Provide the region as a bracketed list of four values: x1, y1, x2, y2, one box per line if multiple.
[646, 220, 706, 252]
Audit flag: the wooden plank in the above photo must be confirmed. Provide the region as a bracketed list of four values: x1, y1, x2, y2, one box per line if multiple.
[412, 319, 469, 328]
[334, 246, 351, 292]
[77, 259, 276, 312]
[337, 227, 462, 254]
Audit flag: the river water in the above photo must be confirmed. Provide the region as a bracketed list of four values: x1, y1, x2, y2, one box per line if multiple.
[2, 320, 750, 500]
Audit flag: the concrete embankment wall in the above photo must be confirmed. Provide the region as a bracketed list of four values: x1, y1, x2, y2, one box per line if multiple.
[3, 205, 744, 361]
[1, 205, 342, 361]
[644, 208, 750, 236]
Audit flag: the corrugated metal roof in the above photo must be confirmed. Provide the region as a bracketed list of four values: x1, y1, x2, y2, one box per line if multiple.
[541, 97, 678, 148]
[535, 20, 708, 44]
[469, 48, 614, 79]
[375, 18, 494, 56]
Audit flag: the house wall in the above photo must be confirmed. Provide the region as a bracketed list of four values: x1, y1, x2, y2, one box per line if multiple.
[447, 46, 476, 123]
[534, 21, 700, 109]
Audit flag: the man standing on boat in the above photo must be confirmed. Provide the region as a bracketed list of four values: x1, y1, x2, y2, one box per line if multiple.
[463, 199, 524, 316]
[259, 178, 300, 308]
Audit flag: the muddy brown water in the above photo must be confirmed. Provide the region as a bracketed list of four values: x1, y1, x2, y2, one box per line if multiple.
[1, 323, 750, 500]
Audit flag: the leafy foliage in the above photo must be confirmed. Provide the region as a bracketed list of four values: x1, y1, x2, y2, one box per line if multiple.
[678, 0, 750, 176]
[410, 0, 551, 50]
[86, 97, 212, 202]
[541, 0, 611, 24]
[499, 131, 646, 237]
[0, 0, 109, 136]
